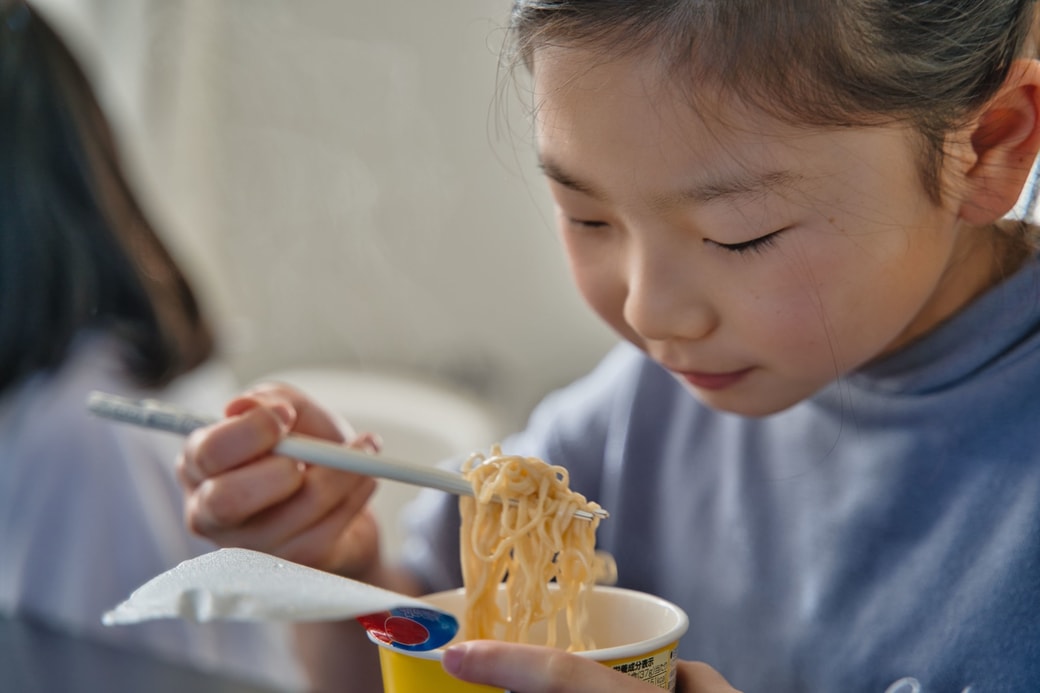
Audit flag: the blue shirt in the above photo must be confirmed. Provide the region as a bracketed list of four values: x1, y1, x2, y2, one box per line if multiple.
[402, 256, 1040, 692]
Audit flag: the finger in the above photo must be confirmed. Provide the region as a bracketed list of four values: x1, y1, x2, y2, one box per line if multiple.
[185, 455, 306, 537]
[240, 382, 355, 442]
[442, 641, 650, 693]
[273, 478, 380, 572]
[352, 430, 382, 454]
[676, 661, 743, 693]
[188, 462, 376, 556]
[263, 465, 378, 555]
[179, 401, 291, 488]
[179, 383, 380, 490]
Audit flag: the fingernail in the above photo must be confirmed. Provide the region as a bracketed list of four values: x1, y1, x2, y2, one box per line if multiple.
[357, 431, 383, 454]
[270, 402, 294, 432]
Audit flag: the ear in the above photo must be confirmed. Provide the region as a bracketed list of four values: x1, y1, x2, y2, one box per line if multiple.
[959, 59, 1040, 225]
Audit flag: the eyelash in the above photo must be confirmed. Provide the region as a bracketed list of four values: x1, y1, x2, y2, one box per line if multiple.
[711, 228, 787, 255]
[565, 217, 788, 255]
[567, 218, 609, 229]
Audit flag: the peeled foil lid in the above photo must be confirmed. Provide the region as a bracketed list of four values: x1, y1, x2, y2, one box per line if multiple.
[103, 548, 439, 625]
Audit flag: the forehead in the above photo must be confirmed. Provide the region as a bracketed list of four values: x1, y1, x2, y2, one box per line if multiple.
[531, 45, 700, 151]
[529, 44, 920, 208]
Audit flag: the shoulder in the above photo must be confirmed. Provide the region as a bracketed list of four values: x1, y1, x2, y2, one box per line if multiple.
[505, 342, 690, 472]
[1, 334, 130, 458]
[0, 332, 234, 476]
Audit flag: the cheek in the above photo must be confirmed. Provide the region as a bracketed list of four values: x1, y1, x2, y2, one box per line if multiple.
[561, 237, 632, 334]
[743, 291, 832, 355]
[733, 248, 869, 367]
[750, 261, 906, 374]
[570, 259, 625, 328]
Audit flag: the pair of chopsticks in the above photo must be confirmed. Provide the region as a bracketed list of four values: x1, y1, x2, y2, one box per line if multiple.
[86, 391, 607, 521]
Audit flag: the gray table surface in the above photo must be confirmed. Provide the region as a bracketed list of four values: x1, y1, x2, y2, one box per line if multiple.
[0, 613, 284, 693]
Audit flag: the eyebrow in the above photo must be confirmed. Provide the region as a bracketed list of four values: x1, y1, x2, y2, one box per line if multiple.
[538, 157, 804, 207]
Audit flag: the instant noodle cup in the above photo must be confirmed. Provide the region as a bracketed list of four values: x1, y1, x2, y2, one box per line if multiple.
[369, 584, 689, 692]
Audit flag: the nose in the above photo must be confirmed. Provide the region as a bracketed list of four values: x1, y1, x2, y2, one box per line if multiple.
[622, 238, 717, 343]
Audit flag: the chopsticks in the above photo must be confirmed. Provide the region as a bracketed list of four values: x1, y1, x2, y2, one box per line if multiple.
[86, 391, 607, 521]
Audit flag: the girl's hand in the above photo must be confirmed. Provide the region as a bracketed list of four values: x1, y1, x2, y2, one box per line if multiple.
[442, 641, 742, 693]
[176, 383, 383, 579]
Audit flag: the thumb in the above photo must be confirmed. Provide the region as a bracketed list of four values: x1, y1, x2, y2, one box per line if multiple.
[443, 641, 653, 692]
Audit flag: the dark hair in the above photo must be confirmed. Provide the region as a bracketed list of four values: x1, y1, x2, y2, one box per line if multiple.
[506, 0, 1040, 206]
[0, 1, 214, 391]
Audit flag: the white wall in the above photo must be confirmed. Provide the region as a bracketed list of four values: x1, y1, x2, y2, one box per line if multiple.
[39, 0, 617, 431]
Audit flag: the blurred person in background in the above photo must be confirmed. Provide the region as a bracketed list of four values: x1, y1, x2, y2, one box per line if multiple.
[0, 1, 304, 689]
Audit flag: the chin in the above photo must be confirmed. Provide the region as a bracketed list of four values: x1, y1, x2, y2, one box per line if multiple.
[687, 385, 807, 419]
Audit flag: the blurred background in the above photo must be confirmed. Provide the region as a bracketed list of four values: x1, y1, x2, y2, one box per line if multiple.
[35, 0, 618, 424]
[33, 0, 617, 556]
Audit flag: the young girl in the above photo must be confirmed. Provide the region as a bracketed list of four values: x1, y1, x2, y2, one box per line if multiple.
[177, 1, 1040, 691]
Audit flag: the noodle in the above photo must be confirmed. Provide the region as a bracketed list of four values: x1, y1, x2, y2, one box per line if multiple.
[459, 445, 615, 652]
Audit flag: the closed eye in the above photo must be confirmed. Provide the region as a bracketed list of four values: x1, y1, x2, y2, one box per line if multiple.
[708, 227, 788, 255]
[566, 217, 610, 229]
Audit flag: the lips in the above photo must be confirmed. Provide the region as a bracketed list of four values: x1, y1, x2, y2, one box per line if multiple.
[674, 367, 753, 391]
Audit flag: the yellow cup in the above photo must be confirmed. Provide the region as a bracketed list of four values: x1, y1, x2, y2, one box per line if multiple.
[370, 585, 689, 692]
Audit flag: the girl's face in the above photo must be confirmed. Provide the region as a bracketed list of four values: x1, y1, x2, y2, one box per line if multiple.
[533, 46, 999, 416]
